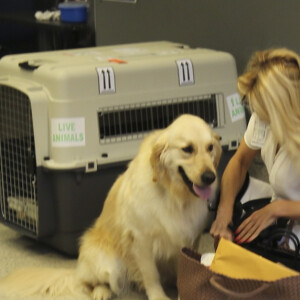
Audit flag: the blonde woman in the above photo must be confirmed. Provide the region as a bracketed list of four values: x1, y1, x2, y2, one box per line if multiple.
[210, 48, 300, 246]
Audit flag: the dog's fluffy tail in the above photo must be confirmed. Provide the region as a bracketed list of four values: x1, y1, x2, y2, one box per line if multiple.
[0, 267, 84, 298]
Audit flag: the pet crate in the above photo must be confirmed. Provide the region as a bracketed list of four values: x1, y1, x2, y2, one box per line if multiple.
[0, 41, 246, 255]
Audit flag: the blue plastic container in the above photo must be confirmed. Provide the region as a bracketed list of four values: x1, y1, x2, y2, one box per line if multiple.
[58, 2, 87, 23]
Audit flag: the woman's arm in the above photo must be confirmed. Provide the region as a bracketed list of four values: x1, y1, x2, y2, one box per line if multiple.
[210, 138, 259, 240]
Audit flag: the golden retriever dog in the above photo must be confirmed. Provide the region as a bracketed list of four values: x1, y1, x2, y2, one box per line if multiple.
[0, 114, 221, 300]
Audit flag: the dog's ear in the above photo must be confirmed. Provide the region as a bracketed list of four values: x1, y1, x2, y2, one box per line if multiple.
[150, 137, 168, 182]
[213, 133, 222, 168]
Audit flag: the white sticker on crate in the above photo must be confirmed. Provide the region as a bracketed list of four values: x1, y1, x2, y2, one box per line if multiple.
[96, 67, 116, 94]
[226, 93, 245, 122]
[176, 59, 194, 86]
[51, 118, 85, 147]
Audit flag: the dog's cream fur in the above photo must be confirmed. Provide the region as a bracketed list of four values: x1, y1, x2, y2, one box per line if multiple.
[0, 114, 221, 300]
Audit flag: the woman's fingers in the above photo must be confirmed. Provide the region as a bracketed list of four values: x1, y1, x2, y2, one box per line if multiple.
[210, 220, 234, 241]
[234, 207, 276, 243]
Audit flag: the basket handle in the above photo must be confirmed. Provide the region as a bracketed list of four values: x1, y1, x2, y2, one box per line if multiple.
[210, 276, 270, 298]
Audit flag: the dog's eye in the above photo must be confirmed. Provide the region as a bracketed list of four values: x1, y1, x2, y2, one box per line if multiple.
[207, 144, 214, 152]
[182, 145, 194, 154]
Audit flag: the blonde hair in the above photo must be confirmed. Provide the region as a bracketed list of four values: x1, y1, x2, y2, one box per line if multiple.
[238, 48, 300, 170]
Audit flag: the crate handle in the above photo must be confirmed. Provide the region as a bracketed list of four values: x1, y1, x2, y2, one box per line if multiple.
[19, 61, 40, 71]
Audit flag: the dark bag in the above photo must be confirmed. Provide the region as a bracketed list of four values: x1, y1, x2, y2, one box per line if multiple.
[230, 174, 300, 271]
[177, 247, 300, 300]
[240, 225, 300, 272]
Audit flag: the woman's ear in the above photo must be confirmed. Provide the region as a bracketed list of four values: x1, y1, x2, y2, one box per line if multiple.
[150, 136, 168, 182]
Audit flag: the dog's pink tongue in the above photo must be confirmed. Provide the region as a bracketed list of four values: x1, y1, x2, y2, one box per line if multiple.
[192, 184, 212, 200]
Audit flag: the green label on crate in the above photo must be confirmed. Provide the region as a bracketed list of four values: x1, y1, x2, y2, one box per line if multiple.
[51, 118, 85, 147]
[226, 93, 245, 122]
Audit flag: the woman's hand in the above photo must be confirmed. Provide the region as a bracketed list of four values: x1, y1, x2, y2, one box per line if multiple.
[210, 215, 234, 241]
[235, 201, 279, 243]
[210, 139, 259, 243]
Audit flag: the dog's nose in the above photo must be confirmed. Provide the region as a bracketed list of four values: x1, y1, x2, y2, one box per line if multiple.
[201, 171, 216, 185]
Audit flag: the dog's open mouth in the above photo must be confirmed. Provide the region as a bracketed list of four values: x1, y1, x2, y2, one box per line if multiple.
[178, 166, 212, 200]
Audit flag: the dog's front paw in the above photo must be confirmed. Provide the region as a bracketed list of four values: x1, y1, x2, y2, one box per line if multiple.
[91, 285, 113, 300]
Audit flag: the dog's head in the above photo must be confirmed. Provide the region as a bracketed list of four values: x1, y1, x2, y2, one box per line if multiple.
[150, 114, 222, 202]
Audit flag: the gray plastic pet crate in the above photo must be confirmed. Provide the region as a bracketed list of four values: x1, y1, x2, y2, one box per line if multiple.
[0, 41, 246, 255]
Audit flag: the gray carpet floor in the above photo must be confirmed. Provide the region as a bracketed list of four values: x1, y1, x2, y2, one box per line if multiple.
[0, 223, 214, 300]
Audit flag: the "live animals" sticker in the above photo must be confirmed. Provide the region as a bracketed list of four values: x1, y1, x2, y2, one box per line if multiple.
[51, 117, 85, 147]
[226, 93, 245, 122]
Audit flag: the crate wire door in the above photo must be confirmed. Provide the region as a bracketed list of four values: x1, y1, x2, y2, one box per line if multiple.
[98, 93, 223, 144]
[0, 85, 38, 235]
